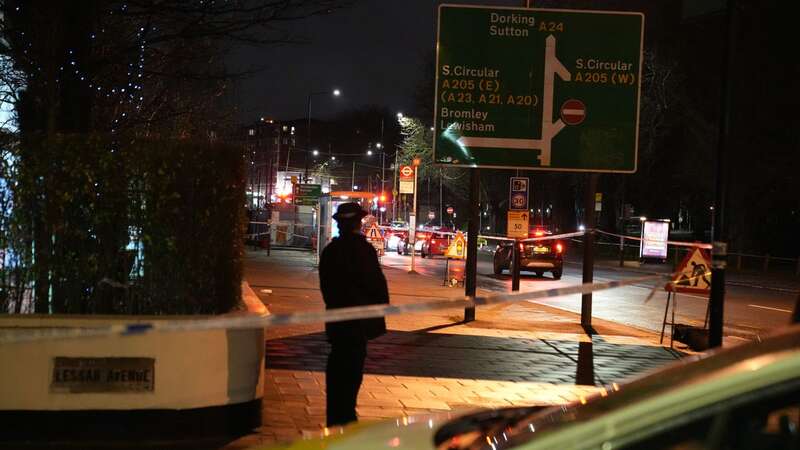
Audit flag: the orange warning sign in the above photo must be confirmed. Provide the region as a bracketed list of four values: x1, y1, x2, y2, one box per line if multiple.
[445, 231, 466, 260]
[366, 222, 384, 256]
[665, 247, 712, 294]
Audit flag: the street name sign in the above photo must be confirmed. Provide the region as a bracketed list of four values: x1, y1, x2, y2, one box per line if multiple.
[507, 211, 530, 239]
[509, 176, 530, 210]
[51, 357, 155, 393]
[434, 5, 644, 173]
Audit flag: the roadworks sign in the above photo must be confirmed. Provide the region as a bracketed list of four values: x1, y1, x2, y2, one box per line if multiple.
[366, 223, 384, 256]
[445, 231, 467, 259]
[666, 247, 712, 294]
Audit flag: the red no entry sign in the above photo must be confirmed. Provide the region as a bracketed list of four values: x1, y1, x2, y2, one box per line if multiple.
[400, 165, 414, 180]
[560, 99, 586, 126]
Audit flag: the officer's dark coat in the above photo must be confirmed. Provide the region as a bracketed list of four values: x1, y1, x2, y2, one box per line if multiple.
[319, 232, 388, 341]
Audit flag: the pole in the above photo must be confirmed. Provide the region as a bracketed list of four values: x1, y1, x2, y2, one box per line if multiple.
[275, 127, 282, 198]
[380, 118, 385, 223]
[409, 164, 419, 274]
[619, 177, 626, 267]
[392, 151, 399, 221]
[305, 93, 312, 183]
[581, 173, 598, 330]
[709, 0, 737, 349]
[439, 169, 443, 227]
[351, 160, 356, 190]
[512, 239, 521, 291]
[464, 168, 480, 322]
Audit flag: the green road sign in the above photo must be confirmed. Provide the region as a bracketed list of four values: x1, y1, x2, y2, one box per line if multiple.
[294, 184, 322, 205]
[434, 5, 644, 173]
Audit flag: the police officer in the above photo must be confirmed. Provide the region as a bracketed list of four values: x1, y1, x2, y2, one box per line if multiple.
[319, 202, 389, 427]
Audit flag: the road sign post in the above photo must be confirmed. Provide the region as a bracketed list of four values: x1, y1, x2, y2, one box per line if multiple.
[709, 0, 738, 349]
[507, 210, 529, 292]
[434, 5, 644, 172]
[581, 173, 598, 331]
[464, 168, 480, 322]
[409, 162, 420, 275]
[512, 241, 521, 292]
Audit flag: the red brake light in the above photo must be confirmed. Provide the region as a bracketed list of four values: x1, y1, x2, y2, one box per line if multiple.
[556, 243, 563, 253]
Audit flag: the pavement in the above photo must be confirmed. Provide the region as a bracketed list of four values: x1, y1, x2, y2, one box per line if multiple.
[221, 249, 686, 448]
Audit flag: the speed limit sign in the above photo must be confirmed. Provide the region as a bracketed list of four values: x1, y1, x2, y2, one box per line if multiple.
[507, 211, 529, 239]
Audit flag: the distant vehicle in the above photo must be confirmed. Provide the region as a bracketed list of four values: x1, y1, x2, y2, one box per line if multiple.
[493, 228, 563, 279]
[397, 229, 430, 256]
[420, 229, 452, 258]
[383, 226, 407, 252]
[263, 325, 800, 450]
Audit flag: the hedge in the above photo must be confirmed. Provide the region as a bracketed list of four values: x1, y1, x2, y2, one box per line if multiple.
[1, 134, 246, 315]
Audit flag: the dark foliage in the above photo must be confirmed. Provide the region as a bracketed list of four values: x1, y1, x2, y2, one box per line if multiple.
[2, 135, 245, 315]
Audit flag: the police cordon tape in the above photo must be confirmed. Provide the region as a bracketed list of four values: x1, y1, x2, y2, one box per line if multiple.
[379, 226, 585, 244]
[594, 229, 713, 250]
[1, 273, 672, 345]
[245, 222, 312, 241]
[382, 224, 712, 249]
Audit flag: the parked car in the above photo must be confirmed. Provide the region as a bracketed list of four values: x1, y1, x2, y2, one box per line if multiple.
[493, 229, 564, 279]
[264, 325, 800, 450]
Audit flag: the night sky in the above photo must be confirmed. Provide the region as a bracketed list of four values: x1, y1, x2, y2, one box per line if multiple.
[234, 0, 525, 123]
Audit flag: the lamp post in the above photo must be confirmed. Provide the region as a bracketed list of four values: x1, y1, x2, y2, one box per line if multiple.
[305, 88, 341, 183]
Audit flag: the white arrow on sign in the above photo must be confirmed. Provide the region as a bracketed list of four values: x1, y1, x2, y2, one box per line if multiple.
[457, 35, 571, 167]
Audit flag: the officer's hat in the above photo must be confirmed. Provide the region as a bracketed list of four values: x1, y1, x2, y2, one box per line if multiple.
[332, 202, 367, 221]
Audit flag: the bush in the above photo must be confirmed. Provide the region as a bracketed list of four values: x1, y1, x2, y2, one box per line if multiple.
[2, 134, 245, 315]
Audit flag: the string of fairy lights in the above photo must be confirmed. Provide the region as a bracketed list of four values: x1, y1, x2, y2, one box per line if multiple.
[11, 3, 150, 133]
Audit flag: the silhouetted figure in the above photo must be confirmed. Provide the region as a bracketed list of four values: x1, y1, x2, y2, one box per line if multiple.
[319, 202, 389, 427]
[690, 261, 711, 288]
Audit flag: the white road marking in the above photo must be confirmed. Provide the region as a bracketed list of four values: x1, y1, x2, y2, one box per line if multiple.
[748, 304, 792, 314]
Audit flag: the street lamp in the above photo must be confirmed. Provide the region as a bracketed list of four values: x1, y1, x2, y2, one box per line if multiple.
[367, 150, 373, 156]
[331, 156, 336, 161]
[305, 88, 341, 182]
[396, 112, 404, 120]
[312, 149, 319, 156]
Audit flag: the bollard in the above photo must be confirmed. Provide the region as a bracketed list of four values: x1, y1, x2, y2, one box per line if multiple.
[763, 254, 770, 272]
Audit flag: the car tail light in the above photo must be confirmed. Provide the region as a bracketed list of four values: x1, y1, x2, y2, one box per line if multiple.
[555, 243, 563, 253]
[534, 230, 545, 237]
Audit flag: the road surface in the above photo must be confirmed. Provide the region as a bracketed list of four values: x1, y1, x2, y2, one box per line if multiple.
[381, 250, 797, 339]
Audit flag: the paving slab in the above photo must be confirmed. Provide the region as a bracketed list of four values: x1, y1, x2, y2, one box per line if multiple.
[221, 249, 685, 449]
